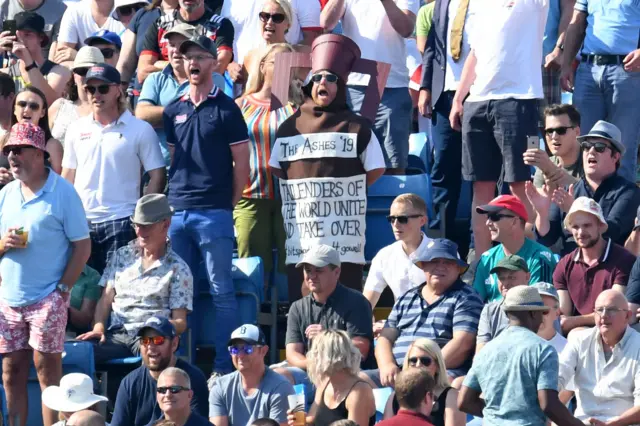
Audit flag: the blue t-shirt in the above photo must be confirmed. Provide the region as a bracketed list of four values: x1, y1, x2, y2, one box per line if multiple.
[110, 359, 209, 426]
[163, 86, 249, 211]
[464, 326, 559, 426]
[0, 170, 89, 307]
[138, 65, 227, 166]
[576, 0, 640, 55]
[209, 368, 295, 425]
[543, 0, 561, 57]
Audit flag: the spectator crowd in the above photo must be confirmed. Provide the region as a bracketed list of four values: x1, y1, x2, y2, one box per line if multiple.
[0, 0, 637, 424]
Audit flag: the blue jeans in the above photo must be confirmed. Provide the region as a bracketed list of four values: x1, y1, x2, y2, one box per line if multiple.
[429, 91, 463, 239]
[169, 209, 238, 373]
[573, 62, 640, 182]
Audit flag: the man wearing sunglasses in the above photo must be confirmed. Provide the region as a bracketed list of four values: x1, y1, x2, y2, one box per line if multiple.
[84, 29, 121, 68]
[156, 367, 210, 426]
[527, 120, 640, 255]
[473, 195, 556, 303]
[526, 104, 583, 193]
[210, 325, 294, 426]
[111, 316, 209, 426]
[62, 63, 166, 274]
[366, 239, 482, 388]
[552, 197, 634, 334]
[111, 0, 148, 28]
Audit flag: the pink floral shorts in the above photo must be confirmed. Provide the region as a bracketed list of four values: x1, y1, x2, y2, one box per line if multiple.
[0, 290, 68, 353]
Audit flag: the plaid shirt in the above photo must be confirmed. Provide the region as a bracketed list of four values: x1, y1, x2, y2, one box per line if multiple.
[385, 280, 483, 366]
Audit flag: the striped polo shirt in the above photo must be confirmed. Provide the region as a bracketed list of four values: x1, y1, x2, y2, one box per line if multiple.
[385, 280, 483, 366]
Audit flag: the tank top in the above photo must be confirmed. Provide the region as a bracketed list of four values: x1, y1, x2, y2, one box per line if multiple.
[314, 380, 376, 426]
[51, 99, 80, 147]
[239, 95, 295, 199]
[392, 386, 452, 426]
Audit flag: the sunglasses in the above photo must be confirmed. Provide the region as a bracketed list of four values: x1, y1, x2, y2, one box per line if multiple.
[118, 5, 142, 16]
[259, 12, 286, 23]
[5, 146, 33, 156]
[386, 214, 423, 224]
[74, 67, 89, 77]
[544, 126, 574, 136]
[85, 85, 112, 95]
[16, 100, 40, 111]
[311, 72, 338, 83]
[100, 48, 116, 59]
[581, 141, 614, 154]
[408, 356, 433, 367]
[228, 344, 260, 355]
[486, 212, 516, 222]
[140, 336, 167, 346]
[156, 385, 189, 394]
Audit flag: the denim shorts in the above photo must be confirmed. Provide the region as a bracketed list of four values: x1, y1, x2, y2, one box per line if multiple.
[347, 86, 412, 169]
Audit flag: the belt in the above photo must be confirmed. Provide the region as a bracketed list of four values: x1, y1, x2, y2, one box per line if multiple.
[581, 54, 627, 65]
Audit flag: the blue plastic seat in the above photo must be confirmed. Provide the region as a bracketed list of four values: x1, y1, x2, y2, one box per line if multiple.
[365, 174, 436, 261]
[408, 132, 431, 173]
[373, 387, 393, 423]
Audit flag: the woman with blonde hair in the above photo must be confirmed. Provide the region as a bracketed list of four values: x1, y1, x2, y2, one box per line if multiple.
[288, 330, 376, 426]
[233, 43, 298, 286]
[383, 338, 466, 426]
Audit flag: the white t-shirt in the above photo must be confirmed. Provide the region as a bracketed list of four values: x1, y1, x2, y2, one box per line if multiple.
[549, 332, 567, 353]
[221, 0, 321, 65]
[443, 0, 477, 91]
[57, 0, 125, 46]
[467, 0, 548, 101]
[342, 0, 420, 88]
[364, 232, 431, 298]
[62, 110, 165, 223]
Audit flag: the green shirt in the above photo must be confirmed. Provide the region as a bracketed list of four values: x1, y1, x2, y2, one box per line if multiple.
[416, 3, 435, 37]
[473, 238, 557, 302]
[69, 265, 102, 310]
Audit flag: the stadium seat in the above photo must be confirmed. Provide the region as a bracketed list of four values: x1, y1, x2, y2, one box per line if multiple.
[366, 173, 443, 262]
[373, 387, 393, 423]
[408, 132, 431, 173]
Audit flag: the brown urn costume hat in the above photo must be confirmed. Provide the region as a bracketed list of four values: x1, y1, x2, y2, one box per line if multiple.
[271, 34, 390, 121]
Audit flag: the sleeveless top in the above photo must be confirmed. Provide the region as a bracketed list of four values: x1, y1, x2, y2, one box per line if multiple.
[239, 95, 295, 200]
[314, 380, 376, 426]
[392, 386, 452, 426]
[51, 99, 80, 147]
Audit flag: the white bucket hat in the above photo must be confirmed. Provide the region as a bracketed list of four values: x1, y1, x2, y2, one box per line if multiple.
[564, 196, 608, 232]
[41, 373, 108, 412]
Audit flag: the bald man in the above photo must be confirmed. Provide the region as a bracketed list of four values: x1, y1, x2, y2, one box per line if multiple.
[558, 290, 640, 426]
[67, 410, 106, 426]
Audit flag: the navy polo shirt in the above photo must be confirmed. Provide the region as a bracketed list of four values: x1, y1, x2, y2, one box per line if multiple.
[163, 86, 248, 211]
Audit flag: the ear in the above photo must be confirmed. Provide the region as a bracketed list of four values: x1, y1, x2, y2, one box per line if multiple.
[171, 336, 180, 353]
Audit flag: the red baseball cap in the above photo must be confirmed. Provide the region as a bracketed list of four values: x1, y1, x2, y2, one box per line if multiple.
[476, 195, 528, 222]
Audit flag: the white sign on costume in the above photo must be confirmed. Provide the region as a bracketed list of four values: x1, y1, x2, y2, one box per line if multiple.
[280, 175, 367, 265]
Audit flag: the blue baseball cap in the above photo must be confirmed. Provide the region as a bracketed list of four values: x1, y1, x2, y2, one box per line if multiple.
[413, 238, 468, 271]
[137, 316, 176, 337]
[85, 63, 121, 84]
[85, 29, 122, 50]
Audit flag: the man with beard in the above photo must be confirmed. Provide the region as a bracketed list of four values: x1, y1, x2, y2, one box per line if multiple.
[162, 35, 249, 380]
[553, 197, 635, 334]
[0, 122, 90, 426]
[111, 316, 209, 426]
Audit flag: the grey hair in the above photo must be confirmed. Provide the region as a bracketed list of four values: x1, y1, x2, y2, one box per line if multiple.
[307, 329, 361, 386]
[158, 367, 191, 389]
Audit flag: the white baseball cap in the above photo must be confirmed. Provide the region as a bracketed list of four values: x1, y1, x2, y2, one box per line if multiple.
[41, 373, 108, 412]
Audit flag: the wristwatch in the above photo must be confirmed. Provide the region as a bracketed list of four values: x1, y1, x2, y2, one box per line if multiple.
[25, 62, 38, 71]
[57, 283, 70, 293]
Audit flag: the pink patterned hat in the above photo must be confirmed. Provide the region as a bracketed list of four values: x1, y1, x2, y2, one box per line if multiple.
[3, 123, 47, 156]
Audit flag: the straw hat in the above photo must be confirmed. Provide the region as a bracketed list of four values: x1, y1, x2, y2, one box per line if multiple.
[502, 286, 550, 312]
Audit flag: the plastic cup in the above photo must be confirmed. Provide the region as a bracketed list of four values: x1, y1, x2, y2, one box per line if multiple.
[288, 393, 306, 426]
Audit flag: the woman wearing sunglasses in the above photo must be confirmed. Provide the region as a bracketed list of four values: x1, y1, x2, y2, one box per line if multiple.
[235, 0, 293, 90]
[49, 46, 104, 148]
[7, 86, 63, 173]
[382, 339, 466, 426]
[234, 43, 300, 288]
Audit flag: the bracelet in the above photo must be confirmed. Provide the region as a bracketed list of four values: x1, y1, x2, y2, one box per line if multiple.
[25, 61, 38, 71]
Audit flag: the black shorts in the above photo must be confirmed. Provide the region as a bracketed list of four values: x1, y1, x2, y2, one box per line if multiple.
[462, 98, 539, 183]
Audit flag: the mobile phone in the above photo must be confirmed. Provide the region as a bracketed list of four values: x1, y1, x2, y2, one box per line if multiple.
[2, 20, 16, 36]
[527, 135, 540, 151]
